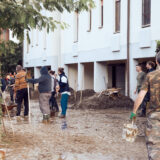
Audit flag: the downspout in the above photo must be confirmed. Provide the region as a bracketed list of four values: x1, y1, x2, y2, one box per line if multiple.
[127, 0, 130, 97]
[22, 41, 24, 68]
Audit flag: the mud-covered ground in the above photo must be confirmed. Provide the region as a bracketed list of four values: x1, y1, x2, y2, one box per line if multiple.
[0, 100, 148, 160]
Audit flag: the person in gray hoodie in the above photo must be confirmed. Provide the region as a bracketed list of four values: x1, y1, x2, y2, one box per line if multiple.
[27, 66, 51, 123]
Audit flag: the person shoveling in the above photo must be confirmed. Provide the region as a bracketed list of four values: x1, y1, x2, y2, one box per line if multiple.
[130, 52, 160, 160]
[27, 66, 51, 123]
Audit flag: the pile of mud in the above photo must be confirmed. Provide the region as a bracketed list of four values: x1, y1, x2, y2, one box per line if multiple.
[28, 88, 95, 102]
[71, 92, 134, 110]
[68, 88, 95, 104]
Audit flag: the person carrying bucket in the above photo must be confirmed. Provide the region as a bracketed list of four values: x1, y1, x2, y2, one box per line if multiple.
[27, 66, 51, 123]
[130, 52, 160, 160]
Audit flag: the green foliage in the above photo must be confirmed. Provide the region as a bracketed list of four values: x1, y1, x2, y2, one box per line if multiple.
[0, 41, 22, 76]
[0, 0, 94, 42]
[156, 40, 160, 49]
[155, 40, 160, 53]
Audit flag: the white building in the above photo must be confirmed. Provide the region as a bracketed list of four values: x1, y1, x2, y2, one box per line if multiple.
[23, 0, 159, 99]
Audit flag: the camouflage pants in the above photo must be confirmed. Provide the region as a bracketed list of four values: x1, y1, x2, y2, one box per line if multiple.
[39, 93, 51, 115]
[146, 112, 160, 160]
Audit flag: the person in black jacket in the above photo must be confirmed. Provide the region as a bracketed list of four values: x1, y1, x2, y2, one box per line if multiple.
[57, 67, 70, 118]
[49, 70, 59, 113]
[0, 75, 6, 92]
[8, 75, 15, 103]
[27, 66, 51, 123]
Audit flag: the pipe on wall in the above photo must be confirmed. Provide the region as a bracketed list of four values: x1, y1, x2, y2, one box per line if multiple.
[127, 0, 130, 97]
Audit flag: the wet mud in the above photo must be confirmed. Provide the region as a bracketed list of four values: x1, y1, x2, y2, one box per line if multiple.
[0, 100, 147, 160]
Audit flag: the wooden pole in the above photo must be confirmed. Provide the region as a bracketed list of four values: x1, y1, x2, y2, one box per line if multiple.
[74, 80, 77, 101]
[27, 84, 31, 123]
[1, 117, 6, 135]
[80, 76, 84, 104]
[1, 91, 14, 136]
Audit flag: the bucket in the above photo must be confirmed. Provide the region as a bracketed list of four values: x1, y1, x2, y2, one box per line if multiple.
[122, 121, 138, 142]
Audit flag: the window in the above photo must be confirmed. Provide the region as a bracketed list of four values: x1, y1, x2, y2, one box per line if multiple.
[27, 41, 29, 53]
[99, 0, 103, 28]
[36, 29, 39, 46]
[43, 28, 47, 50]
[87, 9, 92, 32]
[115, 0, 121, 33]
[74, 11, 79, 42]
[142, 0, 151, 27]
[31, 30, 34, 47]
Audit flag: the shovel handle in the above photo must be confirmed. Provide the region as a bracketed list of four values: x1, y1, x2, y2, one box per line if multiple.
[132, 117, 136, 126]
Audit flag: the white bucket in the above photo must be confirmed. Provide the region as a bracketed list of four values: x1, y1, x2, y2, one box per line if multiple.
[122, 121, 138, 142]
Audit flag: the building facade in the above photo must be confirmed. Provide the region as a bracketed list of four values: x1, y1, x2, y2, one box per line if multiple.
[23, 0, 159, 99]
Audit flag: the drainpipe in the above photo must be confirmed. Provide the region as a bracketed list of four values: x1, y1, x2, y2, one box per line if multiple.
[22, 42, 24, 68]
[127, 0, 130, 97]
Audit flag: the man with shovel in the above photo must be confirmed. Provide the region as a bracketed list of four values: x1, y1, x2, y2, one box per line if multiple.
[130, 52, 160, 160]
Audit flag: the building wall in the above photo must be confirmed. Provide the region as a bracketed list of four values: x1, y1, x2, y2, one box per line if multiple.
[68, 64, 78, 90]
[23, 0, 160, 100]
[60, 0, 160, 99]
[23, 11, 61, 71]
[61, 0, 128, 65]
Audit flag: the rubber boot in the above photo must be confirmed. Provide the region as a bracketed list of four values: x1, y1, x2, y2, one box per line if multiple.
[47, 114, 50, 124]
[24, 116, 29, 121]
[42, 114, 50, 124]
[16, 116, 21, 122]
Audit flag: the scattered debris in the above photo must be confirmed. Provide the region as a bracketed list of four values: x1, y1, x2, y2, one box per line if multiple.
[66, 88, 95, 104]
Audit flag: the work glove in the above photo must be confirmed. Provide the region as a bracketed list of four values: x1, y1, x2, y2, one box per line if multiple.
[130, 112, 136, 120]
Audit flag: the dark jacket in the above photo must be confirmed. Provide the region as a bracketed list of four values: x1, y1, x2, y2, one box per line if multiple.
[59, 73, 69, 93]
[148, 68, 155, 73]
[27, 67, 51, 93]
[0, 78, 6, 92]
[8, 77, 15, 88]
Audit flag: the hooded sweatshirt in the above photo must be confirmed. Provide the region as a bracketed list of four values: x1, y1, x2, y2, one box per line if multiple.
[27, 67, 51, 93]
